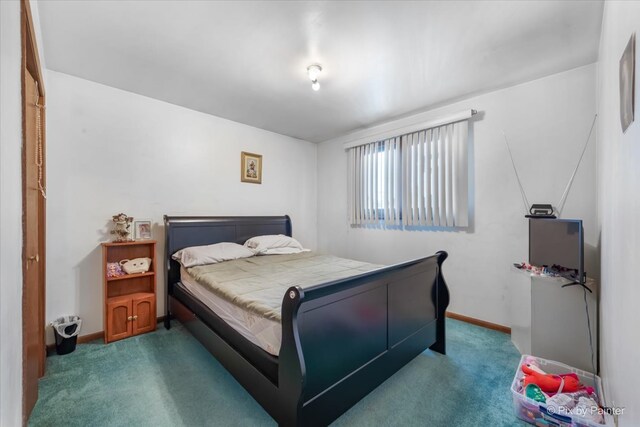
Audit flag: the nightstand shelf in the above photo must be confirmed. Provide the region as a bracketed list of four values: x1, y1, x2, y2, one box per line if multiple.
[107, 291, 155, 304]
[106, 271, 155, 282]
[102, 240, 157, 343]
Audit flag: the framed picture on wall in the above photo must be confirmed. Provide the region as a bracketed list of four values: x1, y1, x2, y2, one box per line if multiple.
[620, 32, 636, 133]
[241, 151, 262, 184]
[133, 219, 152, 240]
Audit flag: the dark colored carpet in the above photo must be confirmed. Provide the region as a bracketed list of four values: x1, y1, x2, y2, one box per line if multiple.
[29, 319, 526, 426]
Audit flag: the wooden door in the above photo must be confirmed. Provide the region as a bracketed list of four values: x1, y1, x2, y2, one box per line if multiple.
[132, 295, 156, 335]
[22, 68, 45, 419]
[22, 0, 46, 422]
[106, 299, 132, 342]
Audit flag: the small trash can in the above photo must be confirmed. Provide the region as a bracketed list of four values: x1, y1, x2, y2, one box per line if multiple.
[51, 316, 82, 355]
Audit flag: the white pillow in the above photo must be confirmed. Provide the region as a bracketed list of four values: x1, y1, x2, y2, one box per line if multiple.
[261, 247, 308, 255]
[244, 234, 308, 255]
[172, 242, 254, 268]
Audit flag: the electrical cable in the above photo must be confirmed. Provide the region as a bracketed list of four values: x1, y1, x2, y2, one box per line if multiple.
[583, 286, 597, 378]
[582, 284, 608, 419]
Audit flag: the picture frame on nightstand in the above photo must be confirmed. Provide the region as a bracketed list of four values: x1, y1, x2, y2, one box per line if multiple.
[133, 219, 152, 240]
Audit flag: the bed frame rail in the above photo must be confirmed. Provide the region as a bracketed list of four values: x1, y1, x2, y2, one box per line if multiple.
[279, 252, 448, 426]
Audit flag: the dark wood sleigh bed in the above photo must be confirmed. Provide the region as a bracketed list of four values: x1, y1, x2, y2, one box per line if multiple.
[164, 215, 449, 426]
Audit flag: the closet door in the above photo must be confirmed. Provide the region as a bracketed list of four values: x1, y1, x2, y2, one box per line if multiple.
[23, 68, 44, 421]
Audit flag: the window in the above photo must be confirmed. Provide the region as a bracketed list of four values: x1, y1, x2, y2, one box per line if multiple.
[348, 120, 469, 228]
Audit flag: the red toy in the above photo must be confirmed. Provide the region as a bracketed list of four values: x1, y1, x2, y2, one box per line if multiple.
[521, 364, 584, 394]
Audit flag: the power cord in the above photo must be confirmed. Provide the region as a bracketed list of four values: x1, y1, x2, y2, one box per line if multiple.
[583, 285, 618, 425]
[583, 285, 597, 381]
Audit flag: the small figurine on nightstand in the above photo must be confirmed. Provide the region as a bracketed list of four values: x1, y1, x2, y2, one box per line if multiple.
[110, 213, 134, 242]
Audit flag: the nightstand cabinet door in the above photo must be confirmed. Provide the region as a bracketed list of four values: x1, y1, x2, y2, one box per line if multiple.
[107, 299, 132, 342]
[132, 294, 156, 335]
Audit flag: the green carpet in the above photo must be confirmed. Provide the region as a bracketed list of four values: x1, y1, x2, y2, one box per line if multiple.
[30, 319, 527, 426]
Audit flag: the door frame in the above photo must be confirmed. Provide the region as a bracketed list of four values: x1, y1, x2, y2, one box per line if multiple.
[21, 0, 46, 423]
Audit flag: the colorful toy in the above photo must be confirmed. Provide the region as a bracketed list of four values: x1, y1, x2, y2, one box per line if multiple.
[106, 262, 125, 278]
[522, 357, 546, 374]
[525, 383, 547, 403]
[521, 364, 584, 394]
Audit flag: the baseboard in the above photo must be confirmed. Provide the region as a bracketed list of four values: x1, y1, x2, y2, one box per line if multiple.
[446, 311, 511, 334]
[46, 316, 166, 354]
[78, 331, 104, 344]
[47, 313, 509, 353]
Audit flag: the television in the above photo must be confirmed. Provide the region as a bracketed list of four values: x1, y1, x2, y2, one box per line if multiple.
[529, 218, 584, 283]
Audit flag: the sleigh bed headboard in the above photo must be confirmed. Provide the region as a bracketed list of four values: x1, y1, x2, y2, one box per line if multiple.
[163, 215, 292, 294]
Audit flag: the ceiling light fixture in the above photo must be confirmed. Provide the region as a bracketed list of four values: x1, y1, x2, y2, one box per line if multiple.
[307, 64, 322, 91]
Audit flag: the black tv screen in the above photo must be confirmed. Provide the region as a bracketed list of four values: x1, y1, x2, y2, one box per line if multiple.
[529, 219, 584, 283]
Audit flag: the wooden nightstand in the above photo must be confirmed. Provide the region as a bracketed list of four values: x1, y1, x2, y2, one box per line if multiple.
[102, 240, 157, 343]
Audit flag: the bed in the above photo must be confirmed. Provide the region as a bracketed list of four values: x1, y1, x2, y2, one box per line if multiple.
[164, 215, 449, 426]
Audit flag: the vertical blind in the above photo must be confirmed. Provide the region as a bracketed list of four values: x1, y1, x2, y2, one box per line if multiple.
[348, 120, 469, 228]
[348, 137, 402, 226]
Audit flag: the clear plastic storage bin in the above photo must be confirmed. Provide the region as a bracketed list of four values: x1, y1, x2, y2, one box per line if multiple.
[511, 354, 613, 427]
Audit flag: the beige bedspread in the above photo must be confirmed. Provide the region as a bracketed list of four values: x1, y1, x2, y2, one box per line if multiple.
[186, 252, 383, 322]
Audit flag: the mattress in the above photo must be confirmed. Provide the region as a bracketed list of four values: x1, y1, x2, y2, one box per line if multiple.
[180, 252, 383, 356]
[172, 282, 278, 383]
[180, 267, 282, 355]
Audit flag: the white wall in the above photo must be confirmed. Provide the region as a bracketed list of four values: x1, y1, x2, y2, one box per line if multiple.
[317, 64, 598, 328]
[596, 2, 640, 423]
[0, 1, 24, 424]
[45, 71, 317, 343]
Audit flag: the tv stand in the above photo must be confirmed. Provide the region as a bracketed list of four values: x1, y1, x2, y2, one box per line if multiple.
[510, 270, 598, 373]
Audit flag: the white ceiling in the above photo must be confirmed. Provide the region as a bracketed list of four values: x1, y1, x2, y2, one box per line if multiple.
[38, 1, 603, 142]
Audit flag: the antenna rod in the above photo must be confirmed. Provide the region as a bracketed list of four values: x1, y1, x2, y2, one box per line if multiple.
[502, 130, 530, 215]
[556, 114, 598, 216]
